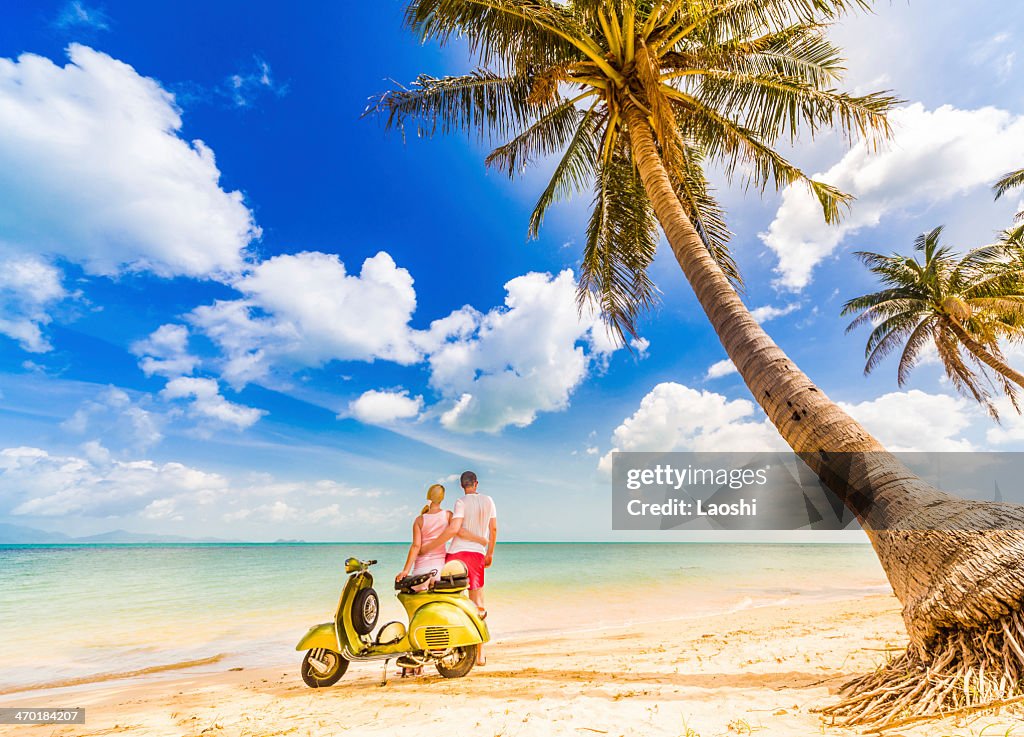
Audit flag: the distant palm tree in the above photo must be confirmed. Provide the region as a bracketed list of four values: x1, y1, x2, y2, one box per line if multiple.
[843, 227, 1024, 418]
[995, 166, 1024, 242]
[370, 0, 1024, 724]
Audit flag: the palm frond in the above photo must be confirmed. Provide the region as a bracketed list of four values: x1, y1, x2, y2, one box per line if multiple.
[485, 91, 594, 176]
[406, 0, 623, 81]
[994, 167, 1024, 201]
[527, 103, 605, 236]
[674, 143, 741, 286]
[933, 326, 999, 417]
[578, 146, 660, 342]
[862, 312, 920, 374]
[895, 317, 935, 385]
[657, 0, 871, 54]
[689, 71, 896, 145]
[672, 95, 852, 222]
[367, 69, 543, 141]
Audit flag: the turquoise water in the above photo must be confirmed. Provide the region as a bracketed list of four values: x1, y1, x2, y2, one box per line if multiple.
[0, 543, 889, 693]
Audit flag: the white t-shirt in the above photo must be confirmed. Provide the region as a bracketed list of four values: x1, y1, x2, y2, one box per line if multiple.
[447, 493, 497, 555]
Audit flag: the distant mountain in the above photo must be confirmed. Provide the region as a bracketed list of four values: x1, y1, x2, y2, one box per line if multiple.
[0, 524, 231, 544]
[0, 523, 72, 544]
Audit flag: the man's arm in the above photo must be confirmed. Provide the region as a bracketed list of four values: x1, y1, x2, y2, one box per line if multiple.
[456, 526, 488, 546]
[419, 517, 463, 555]
[484, 518, 497, 567]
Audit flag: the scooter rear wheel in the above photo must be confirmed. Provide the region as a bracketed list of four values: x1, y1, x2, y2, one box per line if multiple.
[435, 644, 478, 679]
[301, 648, 348, 688]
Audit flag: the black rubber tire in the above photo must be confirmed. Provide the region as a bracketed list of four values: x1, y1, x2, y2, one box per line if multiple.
[300, 649, 348, 688]
[351, 587, 379, 636]
[435, 644, 478, 679]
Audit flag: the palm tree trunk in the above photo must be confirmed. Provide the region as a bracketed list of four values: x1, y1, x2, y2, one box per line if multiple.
[621, 102, 1024, 663]
[945, 319, 1024, 388]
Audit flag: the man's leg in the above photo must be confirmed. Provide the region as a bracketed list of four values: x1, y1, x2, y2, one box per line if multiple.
[469, 587, 486, 664]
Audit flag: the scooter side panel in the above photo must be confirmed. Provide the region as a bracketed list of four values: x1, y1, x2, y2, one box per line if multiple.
[295, 622, 339, 652]
[408, 602, 488, 650]
[399, 592, 490, 642]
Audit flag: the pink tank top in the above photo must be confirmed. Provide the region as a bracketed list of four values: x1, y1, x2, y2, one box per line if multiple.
[414, 510, 449, 576]
[419, 510, 448, 547]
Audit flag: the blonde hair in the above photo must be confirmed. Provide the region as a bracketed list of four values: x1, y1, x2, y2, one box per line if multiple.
[421, 484, 445, 515]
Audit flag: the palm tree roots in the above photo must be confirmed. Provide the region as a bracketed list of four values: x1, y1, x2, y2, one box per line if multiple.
[821, 605, 1024, 728]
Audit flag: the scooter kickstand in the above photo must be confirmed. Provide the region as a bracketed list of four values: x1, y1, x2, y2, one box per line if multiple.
[379, 658, 390, 687]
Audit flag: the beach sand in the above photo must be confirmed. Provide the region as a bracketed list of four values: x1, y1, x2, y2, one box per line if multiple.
[3, 593, 1021, 737]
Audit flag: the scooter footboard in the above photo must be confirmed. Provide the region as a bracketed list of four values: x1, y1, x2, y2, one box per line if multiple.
[296, 622, 339, 652]
[408, 602, 488, 650]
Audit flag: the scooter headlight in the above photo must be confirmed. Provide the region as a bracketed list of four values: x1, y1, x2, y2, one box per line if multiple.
[344, 557, 361, 573]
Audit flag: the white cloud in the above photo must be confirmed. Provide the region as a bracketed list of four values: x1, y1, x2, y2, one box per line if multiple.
[762, 103, 1024, 290]
[348, 388, 423, 425]
[598, 384, 984, 472]
[839, 390, 977, 452]
[1, 445, 230, 518]
[190, 262, 625, 433]
[131, 324, 199, 378]
[160, 377, 265, 430]
[189, 251, 426, 387]
[970, 33, 1017, 83]
[61, 386, 163, 450]
[54, 1, 110, 31]
[429, 270, 624, 433]
[987, 410, 1024, 446]
[141, 497, 181, 521]
[705, 358, 738, 380]
[226, 56, 287, 107]
[0, 445, 387, 528]
[630, 337, 651, 359]
[750, 302, 800, 323]
[0, 44, 259, 279]
[598, 382, 787, 472]
[0, 255, 67, 352]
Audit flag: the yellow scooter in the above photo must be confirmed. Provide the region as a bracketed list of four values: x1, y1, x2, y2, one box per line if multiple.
[295, 556, 489, 687]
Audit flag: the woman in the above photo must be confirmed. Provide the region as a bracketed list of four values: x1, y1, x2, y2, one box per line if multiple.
[396, 483, 452, 588]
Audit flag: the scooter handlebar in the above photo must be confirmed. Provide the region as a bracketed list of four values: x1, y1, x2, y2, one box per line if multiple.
[344, 557, 378, 573]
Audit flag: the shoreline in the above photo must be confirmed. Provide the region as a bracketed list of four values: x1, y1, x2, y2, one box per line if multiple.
[0, 583, 892, 699]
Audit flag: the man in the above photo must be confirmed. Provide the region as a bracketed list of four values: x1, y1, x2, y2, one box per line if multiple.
[419, 470, 496, 666]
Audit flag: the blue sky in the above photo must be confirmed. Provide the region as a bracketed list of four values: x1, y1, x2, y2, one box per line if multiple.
[0, 0, 1022, 541]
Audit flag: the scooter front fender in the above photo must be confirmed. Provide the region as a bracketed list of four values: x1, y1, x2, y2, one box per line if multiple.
[295, 622, 339, 652]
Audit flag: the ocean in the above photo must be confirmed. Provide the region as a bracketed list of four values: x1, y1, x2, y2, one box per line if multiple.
[0, 543, 890, 694]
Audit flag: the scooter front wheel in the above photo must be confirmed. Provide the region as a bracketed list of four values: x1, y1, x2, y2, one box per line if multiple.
[301, 648, 348, 688]
[435, 644, 478, 679]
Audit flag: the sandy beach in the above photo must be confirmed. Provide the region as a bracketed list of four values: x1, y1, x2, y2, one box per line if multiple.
[3, 592, 1021, 737]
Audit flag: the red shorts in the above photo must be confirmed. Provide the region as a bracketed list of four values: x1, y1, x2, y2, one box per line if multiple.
[445, 551, 486, 590]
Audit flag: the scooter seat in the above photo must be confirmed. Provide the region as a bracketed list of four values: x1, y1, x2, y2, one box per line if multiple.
[432, 577, 468, 593]
[395, 571, 434, 593]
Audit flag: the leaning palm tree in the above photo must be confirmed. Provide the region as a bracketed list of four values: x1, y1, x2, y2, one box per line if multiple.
[995, 166, 1024, 243]
[843, 227, 1024, 419]
[370, 0, 1024, 725]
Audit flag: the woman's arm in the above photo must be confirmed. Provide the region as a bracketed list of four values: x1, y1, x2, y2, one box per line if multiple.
[396, 517, 422, 581]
